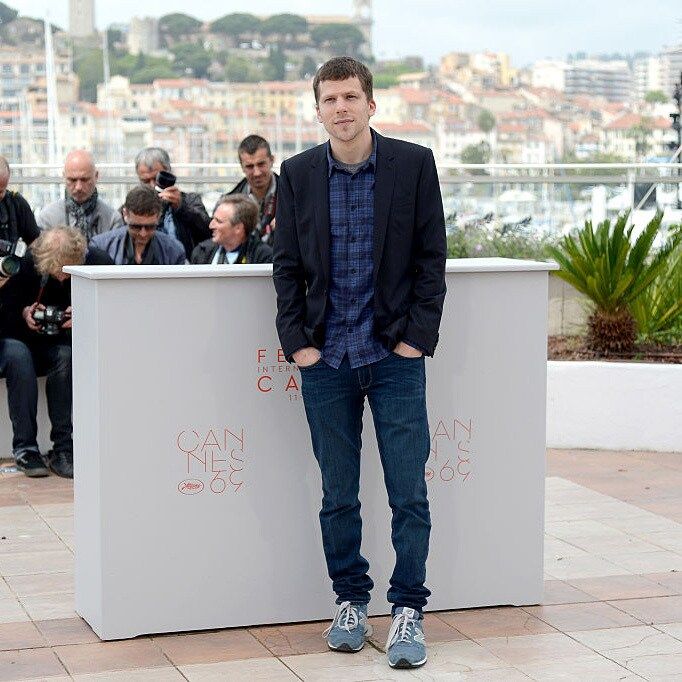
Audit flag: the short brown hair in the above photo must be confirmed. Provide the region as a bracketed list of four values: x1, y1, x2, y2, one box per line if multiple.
[313, 57, 373, 104]
[214, 194, 258, 235]
[30, 226, 87, 277]
[124, 185, 162, 216]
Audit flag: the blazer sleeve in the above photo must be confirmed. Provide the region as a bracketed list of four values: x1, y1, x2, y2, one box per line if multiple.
[272, 161, 310, 358]
[403, 149, 447, 355]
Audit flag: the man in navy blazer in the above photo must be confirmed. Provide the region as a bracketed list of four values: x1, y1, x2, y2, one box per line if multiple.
[273, 57, 446, 669]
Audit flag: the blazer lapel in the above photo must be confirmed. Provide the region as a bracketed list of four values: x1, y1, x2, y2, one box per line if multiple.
[310, 144, 331, 284]
[373, 133, 395, 284]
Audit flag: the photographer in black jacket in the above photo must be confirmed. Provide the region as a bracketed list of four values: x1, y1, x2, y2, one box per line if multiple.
[0, 155, 44, 475]
[2, 226, 112, 478]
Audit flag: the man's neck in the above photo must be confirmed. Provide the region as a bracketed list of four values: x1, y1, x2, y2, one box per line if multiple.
[249, 184, 268, 202]
[329, 128, 373, 165]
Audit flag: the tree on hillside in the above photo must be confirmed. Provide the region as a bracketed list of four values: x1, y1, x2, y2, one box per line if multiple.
[310, 23, 364, 54]
[171, 43, 212, 78]
[461, 141, 491, 166]
[224, 55, 260, 82]
[73, 48, 104, 102]
[0, 2, 18, 24]
[211, 13, 261, 37]
[159, 13, 202, 38]
[260, 14, 308, 39]
[299, 56, 317, 79]
[477, 109, 496, 133]
[264, 47, 287, 81]
[130, 64, 177, 84]
[645, 90, 668, 104]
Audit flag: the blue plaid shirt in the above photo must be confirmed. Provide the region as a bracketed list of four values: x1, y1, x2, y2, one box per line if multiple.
[322, 135, 390, 370]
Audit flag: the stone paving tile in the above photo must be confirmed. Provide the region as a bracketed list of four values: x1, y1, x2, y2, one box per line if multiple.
[54, 639, 169, 675]
[655, 621, 682, 642]
[647, 571, 682, 594]
[516, 653, 638, 681]
[249, 620, 329, 656]
[437, 607, 556, 639]
[0, 648, 68, 681]
[72, 667, 186, 681]
[608, 595, 682, 625]
[0, 595, 29, 623]
[569, 625, 682, 671]
[524, 602, 642, 631]
[0, 549, 73, 576]
[566, 574, 675, 600]
[181, 658, 299, 681]
[540, 579, 595, 605]
[35, 617, 101, 646]
[19, 591, 77, 621]
[0, 621, 45, 650]
[152, 628, 271, 665]
[282, 640, 509, 681]
[6, 572, 73, 597]
[476, 632, 596, 666]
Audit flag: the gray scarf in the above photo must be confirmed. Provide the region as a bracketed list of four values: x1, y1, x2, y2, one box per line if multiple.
[64, 188, 100, 239]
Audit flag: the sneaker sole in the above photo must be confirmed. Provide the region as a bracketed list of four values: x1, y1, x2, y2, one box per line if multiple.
[18, 467, 50, 478]
[328, 641, 365, 652]
[327, 624, 373, 653]
[389, 655, 427, 669]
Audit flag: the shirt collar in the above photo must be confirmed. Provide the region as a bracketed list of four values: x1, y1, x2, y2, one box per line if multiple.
[327, 129, 377, 178]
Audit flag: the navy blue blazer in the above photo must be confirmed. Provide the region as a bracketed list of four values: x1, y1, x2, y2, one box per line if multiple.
[273, 131, 446, 359]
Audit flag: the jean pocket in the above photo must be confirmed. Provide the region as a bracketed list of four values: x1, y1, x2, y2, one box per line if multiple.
[298, 357, 323, 370]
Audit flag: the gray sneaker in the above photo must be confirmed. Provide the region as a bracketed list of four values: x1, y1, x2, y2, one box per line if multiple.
[323, 601, 372, 652]
[386, 607, 427, 668]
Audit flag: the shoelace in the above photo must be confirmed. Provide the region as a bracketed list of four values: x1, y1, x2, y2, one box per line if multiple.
[386, 611, 418, 648]
[323, 601, 359, 637]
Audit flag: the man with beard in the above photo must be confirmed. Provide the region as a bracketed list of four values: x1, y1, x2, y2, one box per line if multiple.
[37, 150, 122, 238]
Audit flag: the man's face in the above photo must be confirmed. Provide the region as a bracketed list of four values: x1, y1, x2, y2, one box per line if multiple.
[123, 209, 158, 250]
[239, 148, 274, 194]
[64, 158, 98, 204]
[136, 162, 166, 188]
[210, 203, 246, 252]
[316, 77, 376, 145]
[0, 172, 9, 202]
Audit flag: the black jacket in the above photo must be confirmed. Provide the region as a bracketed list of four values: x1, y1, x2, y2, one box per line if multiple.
[190, 232, 273, 265]
[273, 132, 446, 359]
[159, 191, 211, 259]
[0, 248, 113, 343]
[0, 190, 40, 245]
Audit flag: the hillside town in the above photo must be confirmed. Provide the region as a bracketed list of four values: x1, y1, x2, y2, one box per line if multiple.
[0, 0, 681, 167]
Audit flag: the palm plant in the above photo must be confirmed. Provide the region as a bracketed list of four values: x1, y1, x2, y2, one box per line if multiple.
[547, 212, 681, 354]
[630, 229, 682, 343]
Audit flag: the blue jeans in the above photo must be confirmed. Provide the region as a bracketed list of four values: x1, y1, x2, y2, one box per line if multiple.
[300, 353, 431, 612]
[0, 338, 73, 458]
[0, 338, 38, 457]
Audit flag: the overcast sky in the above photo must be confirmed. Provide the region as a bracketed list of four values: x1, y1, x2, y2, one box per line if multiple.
[11, 0, 682, 66]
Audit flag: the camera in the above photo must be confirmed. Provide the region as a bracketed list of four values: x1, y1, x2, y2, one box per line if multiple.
[155, 170, 177, 192]
[0, 237, 27, 278]
[32, 305, 70, 336]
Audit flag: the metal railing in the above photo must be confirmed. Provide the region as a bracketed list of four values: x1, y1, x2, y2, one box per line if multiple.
[8, 162, 682, 236]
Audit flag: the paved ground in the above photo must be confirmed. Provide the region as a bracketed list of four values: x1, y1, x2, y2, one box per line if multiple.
[1, 449, 681, 681]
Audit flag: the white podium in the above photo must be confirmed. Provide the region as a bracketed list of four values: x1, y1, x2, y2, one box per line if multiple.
[66, 258, 556, 640]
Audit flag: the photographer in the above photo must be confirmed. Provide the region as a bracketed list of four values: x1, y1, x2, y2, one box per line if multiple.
[190, 195, 272, 265]
[0, 155, 44, 476]
[5, 227, 112, 478]
[228, 135, 278, 244]
[134, 147, 210, 259]
[92, 186, 186, 265]
[0, 155, 40, 249]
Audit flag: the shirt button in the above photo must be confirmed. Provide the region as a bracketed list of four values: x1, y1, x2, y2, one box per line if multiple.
[350, 236, 356, 242]
[351, 298, 357, 304]
[346, 327, 353, 333]
[351, 205, 357, 210]
[350, 268, 356, 274]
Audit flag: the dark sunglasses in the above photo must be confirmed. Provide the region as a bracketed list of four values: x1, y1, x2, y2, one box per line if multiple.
[127, 223, 157, 232]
